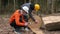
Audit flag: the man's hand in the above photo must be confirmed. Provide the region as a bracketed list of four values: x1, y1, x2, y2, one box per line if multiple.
[25, 22, 28, 26]
[35, 20, 39, 23]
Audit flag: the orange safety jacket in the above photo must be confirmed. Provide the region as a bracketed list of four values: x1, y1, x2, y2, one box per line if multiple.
[9, 10, 26, 26]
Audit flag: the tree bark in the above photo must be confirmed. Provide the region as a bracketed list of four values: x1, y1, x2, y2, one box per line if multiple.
[29, 0, 31, 3]
[51, 0, 56, 14]
[0, 0, 1, 14]
[14, 0, 15, 10]
[47, 0, 52, 14]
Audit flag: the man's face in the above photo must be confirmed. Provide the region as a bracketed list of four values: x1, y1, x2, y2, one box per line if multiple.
[22, 10, 27, 14]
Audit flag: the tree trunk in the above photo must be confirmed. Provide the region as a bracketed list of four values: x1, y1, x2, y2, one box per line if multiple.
[51, 0, 56, 14]
[0, 0, 1, 14]
[47, 0, 52, 14]
[14, 0, 15, 10]
[54, 0, 57, 13]
[24, 0, 26, 3]
[29, 0, 31, 3]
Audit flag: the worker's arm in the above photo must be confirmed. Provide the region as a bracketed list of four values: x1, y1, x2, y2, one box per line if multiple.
[15, 13, 25, 26]
[29, 9, 35, 21]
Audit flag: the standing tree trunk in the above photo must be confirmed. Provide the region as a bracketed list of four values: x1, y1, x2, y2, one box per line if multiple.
[0, 0, 1, 14]
[29, 0, 31, 3]
[51, 0, 56, 14]
[8, 0, 9, 6]
[51, 0, 54, 14]
[14, 0, 15, 10]
[36, 0, 38, 3]
[24, 0, 26, 3]
[47, 0, 52, 14]
[54, 0, 57, 13]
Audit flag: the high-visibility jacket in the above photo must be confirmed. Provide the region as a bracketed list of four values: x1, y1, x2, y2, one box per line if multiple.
[9, 10, 26, 26]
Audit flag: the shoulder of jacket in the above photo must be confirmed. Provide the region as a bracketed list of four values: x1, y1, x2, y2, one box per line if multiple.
[15, 10, 20, 12]
[15, 9, 22, 15]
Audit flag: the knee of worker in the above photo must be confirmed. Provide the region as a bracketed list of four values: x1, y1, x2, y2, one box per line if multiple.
[10, 22, 16, 28]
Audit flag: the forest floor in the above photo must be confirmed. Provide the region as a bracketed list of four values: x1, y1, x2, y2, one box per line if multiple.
[0, 13, 60, 34]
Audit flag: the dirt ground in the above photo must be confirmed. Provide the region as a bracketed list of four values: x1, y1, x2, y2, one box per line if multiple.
[0, 13, 60, 34]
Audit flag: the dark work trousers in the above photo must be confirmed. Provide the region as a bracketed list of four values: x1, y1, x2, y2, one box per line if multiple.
[10, 20, 30, 32]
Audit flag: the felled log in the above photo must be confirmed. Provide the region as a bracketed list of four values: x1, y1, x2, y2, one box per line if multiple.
[28, 14, 44, 34]
[43, 16, 60, 31]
